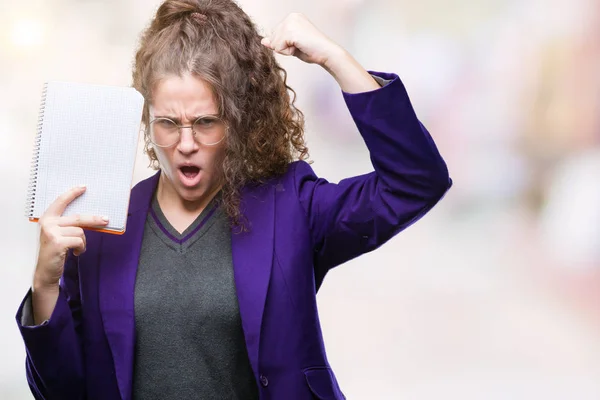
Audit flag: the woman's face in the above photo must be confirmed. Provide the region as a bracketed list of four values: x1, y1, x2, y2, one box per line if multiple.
[149, 73, 226, 204]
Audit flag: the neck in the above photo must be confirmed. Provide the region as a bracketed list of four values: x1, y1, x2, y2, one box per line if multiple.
[155, 172, 220, 217]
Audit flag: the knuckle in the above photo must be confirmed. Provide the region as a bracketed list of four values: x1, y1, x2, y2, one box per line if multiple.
[39, 215, 54, 227]
[47, 233, 61, 247]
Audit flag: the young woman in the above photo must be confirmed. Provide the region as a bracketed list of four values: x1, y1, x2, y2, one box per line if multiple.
[16, 0, 451, 399]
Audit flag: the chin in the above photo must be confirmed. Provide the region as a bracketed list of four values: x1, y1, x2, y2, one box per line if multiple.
[161, 167, 219, 204]
[177, 184, 207, 203]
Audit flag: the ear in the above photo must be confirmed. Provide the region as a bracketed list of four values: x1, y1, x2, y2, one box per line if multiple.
[143, 139, 159, 168]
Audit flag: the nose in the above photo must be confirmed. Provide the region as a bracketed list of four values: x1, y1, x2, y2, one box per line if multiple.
[177, 126, 197, 153]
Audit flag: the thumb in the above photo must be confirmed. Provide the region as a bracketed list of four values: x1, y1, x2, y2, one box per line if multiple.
[277, 46, 296, 56]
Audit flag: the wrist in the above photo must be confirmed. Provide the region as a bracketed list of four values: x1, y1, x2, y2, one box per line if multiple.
[33, 273, 59, 293]
[322, 49, 380, 94]
[321, 45, 352, 77]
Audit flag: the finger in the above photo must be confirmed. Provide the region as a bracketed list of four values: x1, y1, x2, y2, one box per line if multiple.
[277, 46, 296, 56]
[61, 236, 86, 256]
[269, 34, 288, 53]
[268, 38, 296, 56]
[57, 214, 109, 228]
[270, 39, 295, 55]
[260, 37, 272, 48]
[266, 26, 286, 52]
[45, 185, 87, 217]
[60, 227, 86, 255]
[60, 226, 85, 238]
[268, 29, 296, 55]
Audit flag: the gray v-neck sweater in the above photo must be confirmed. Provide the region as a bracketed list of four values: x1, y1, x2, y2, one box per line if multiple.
[132, 194, 258, 400]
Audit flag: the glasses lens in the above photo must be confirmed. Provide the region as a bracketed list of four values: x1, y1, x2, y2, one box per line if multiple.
[149, 118, 179, 147]
[193, 116, 225, 145]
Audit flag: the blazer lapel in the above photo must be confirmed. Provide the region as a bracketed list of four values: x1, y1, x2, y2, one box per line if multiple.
[231, 182, 275, 380]
[98, 171, 160, 400]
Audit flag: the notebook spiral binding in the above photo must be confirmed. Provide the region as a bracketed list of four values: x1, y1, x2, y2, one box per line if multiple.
[25, 83, 48, 218]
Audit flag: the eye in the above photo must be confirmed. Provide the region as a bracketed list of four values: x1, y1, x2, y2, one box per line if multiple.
[194, 116, 219, 128]
[155, 118, 177, 130]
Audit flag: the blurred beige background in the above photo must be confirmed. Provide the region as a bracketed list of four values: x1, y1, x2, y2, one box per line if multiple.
[2, 0, 600, 398]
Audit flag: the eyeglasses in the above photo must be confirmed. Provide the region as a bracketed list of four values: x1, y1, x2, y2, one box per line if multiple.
[148, 115, 227, 147]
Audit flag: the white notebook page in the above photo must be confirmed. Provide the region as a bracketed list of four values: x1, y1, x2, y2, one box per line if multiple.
[31, 81, 144, 233]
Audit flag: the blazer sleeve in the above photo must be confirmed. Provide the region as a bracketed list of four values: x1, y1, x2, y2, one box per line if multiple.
[293, 71, 452, 286]
[15, 250, 85, 399]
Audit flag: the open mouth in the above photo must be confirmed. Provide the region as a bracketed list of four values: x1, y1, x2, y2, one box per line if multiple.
[180, 165, 200, 178]
[178, 165, 201, 187]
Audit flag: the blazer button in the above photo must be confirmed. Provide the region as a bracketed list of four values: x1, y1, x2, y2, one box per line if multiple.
[259, 374, 269, 387]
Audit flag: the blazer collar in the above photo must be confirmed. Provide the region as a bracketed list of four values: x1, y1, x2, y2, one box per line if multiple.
[99, 170, 159, 400]
[230, 182, 275, 381]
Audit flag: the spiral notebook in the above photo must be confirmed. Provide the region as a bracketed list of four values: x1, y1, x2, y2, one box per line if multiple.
[25, 81, 144, 234]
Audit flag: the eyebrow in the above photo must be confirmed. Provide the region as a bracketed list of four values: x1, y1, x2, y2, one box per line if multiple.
[153, 114, 218, 123]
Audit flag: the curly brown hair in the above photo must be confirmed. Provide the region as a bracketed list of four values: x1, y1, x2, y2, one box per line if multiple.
[132, 0, 309, 227]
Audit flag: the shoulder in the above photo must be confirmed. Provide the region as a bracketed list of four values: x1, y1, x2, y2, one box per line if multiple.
[249, 161, 318, 195]
[278, 160, 318, 187]
[243, 161, 313, 188]
[128, 171, 160, 214]
[239, 161, 317, 207]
